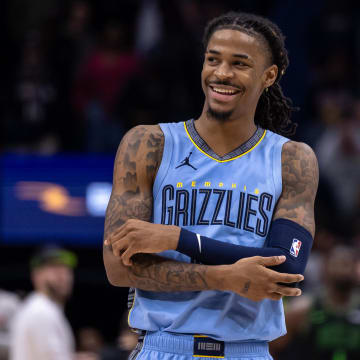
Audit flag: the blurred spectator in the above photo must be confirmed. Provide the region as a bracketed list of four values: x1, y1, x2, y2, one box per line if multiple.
[5, 31, 59, 154]
[315, 93, 360, 217]
[99, 313, 138, 360]
[302, 227, 337, 293]
[57, 0, 93, 68]
[77, 327, 104, 354]
[114, 57, 172, 127]
[307, 0, 357, 90]
[51, 0, 94, 151]
[73, 19, 141, 152]
[9, 246, 97, 360]
[0, 290, 21, 360]
[135, 0, 163, 56]
[116, 317, 138, 354]
[271, 245, 360, 360]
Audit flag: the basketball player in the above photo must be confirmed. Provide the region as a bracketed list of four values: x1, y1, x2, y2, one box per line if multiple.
[103, 12, 318, 360]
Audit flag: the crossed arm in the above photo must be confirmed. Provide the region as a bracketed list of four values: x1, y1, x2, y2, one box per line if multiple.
[103, 125, 217, 292]
[103, 126, 309, 301]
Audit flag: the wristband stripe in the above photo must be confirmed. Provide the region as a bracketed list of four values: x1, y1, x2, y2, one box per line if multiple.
[196, 234, 202, 253]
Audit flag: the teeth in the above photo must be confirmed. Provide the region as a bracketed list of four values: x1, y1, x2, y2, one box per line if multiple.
[212, 87, 238, 95]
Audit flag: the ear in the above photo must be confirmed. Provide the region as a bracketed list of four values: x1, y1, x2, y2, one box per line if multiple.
[262, 64, 278, 89]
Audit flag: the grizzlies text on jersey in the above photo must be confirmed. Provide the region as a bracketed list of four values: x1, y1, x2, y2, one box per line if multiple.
[128, 119, 289, 341]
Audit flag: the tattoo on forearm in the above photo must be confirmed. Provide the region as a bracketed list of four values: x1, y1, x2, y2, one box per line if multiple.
[274, 142, 319, 236]
[127, 254, 210, 292]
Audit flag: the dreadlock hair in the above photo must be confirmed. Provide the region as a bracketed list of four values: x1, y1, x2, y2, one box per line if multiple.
[203, 12, 297, 136]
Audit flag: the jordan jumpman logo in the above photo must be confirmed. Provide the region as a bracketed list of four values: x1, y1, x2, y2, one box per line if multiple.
[176, 152, 197, 170]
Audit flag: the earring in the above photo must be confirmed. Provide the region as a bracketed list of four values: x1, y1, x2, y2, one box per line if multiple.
[265, 87, 269, 92]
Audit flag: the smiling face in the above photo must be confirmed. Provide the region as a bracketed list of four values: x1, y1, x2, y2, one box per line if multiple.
[201, 29, 278, 122]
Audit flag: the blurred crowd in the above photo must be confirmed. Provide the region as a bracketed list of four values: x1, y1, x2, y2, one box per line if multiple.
[1, 0, 360, 359]
[0, 246, 138, 360]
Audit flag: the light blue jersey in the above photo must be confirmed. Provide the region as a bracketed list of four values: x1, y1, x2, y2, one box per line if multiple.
[128, 119, 289, 342]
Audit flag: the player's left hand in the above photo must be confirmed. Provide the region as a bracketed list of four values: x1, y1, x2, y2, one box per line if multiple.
[105, 219, 180, 266]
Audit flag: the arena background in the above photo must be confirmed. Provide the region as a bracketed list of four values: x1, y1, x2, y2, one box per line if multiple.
[1, 0, 360, 358]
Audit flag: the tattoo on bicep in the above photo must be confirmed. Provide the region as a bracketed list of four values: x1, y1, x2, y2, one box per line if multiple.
[275, 142, 319, 235]
[146, 130, 164, 180]
[104, 190, 152, 242]
[104, 126, 164, 244]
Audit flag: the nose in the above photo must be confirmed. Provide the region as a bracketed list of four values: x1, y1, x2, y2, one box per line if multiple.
[214, 62, 234, 80]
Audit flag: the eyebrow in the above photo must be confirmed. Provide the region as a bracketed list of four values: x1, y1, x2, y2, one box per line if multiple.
[207, 49, 250, 59]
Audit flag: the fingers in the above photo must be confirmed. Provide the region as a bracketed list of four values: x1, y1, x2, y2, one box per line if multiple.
[254, 256, 304, 283]
[121, 246, 136, 266]
[105, 220, 136, 253]
[257, 255, 286, 267]
[275, 272, 304, 284]
[264, 266, 304, 284]
[112, 220, 134, 238]
[105, 219, 138, 246]
[112, 219, 142, 237]
[273, 285, 302, 297]
[111, 241, 125, 257]
[111, 235, 131, 257]
[264, 285, 301, 301]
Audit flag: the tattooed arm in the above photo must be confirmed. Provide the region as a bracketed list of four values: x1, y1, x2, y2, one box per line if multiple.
[103, 125, 217, 291]
[103, 125, 303, 300]
[273, 141, 319, 236]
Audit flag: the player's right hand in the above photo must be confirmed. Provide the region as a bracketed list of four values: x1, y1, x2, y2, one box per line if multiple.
[220, 255, 304, 301]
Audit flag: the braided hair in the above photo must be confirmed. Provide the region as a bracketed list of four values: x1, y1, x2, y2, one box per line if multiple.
[203, 12, 297, 136]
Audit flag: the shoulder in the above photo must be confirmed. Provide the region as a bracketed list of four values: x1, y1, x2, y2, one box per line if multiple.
[282, 141, 317, 160]
[281, 141, 319, 185]
[117, 125, 164, 161]
[113, 125, 165, 184]
[121, 125, 164, 146]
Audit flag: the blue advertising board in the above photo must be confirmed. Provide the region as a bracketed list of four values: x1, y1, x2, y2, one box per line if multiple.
[1, 154, 114, 245]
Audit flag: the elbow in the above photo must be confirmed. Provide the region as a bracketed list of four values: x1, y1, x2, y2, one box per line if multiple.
[104, 262, 130, 287]
[105, 267, 123, 287]
[103, 247, 130, 287]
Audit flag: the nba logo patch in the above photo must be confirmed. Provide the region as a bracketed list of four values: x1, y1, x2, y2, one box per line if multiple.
[290, 239, 302, 257]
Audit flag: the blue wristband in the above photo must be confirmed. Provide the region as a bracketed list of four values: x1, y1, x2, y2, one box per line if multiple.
[177, 228, 202, 260]
[176, 219, 313, 275]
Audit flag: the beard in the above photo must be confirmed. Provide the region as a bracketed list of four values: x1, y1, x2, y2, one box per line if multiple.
[45, 282, 71, 303]
[207, 105, 233, 122]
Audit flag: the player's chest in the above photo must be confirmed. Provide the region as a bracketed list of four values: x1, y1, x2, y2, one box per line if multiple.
[156, 152, 276, 238]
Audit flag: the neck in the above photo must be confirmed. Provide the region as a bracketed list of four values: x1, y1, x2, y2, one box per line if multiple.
[196, 105, 258, 157]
